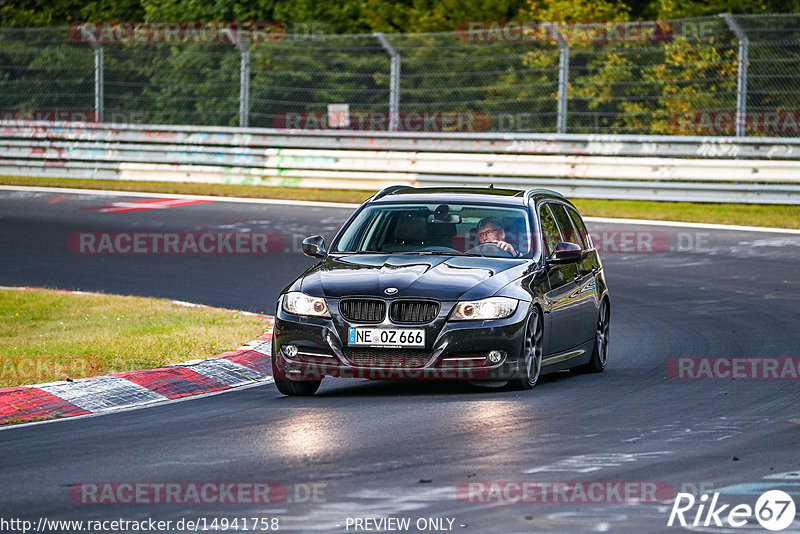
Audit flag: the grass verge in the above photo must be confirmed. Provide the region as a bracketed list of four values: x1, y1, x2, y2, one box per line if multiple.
[2, 176, 799, 229]
[0, 288, 272, 388]
[571, 199, 800, 229]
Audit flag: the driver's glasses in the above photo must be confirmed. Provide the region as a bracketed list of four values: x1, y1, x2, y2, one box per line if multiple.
[478, 227, 499, 238]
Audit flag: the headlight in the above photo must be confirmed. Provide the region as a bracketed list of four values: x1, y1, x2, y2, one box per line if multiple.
[450, 297, 518, 321]
[283, 292, 330, 317]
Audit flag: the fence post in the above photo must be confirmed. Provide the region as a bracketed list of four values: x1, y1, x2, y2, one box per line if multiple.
[223, 28, 250, 128]
[720, 13, 748, 137]
[545, 23, 569, 134]
[80, 25, 103, 122]
[374, 32, 401, 131]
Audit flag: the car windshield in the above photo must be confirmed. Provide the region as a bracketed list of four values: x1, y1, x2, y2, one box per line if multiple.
[332, 202, 538, 259]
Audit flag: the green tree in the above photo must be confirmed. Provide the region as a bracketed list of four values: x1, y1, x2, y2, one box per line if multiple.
[140, 0, 276, 21]
[362, 0, 527, 33]
[274, 0, 367, 34]
[1, 0, 144, 26]
[657, 0, 800, 19]
[525, 0, 630, 22]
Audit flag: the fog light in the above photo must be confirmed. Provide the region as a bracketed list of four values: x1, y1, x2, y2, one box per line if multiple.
[284, 344, 299, 358]
[488, 350, 504, 363]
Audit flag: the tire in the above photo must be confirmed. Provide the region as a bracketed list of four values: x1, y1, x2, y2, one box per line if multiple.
[510, 308, 543, 390]
[576, 299, 609, 374]
[273, 377, 322, 396]
[272, 350, 322, 396]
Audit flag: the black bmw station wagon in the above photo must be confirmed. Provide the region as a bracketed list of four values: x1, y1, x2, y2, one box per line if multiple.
[272, 187, 610, 396]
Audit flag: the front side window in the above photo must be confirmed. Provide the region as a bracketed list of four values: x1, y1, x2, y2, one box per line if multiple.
[333, 203, 538, 259]
[539, 204, 561, 256]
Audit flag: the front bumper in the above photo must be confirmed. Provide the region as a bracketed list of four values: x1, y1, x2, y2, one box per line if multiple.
[272, 300, 529, 381]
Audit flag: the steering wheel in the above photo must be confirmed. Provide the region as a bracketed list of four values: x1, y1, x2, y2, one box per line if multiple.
[465, 242, 515, 257]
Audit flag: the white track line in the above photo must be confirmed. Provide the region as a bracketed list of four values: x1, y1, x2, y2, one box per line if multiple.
[1, 184, 798, 233]
[0, 185, 361, 209]
[583, 216, 800, 235]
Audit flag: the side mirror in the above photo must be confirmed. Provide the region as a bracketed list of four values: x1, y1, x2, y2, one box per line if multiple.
[301, 236, 326, 258]
[548, 241, 582, 264]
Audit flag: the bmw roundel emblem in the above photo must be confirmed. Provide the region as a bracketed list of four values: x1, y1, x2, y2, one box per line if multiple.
[384, 287, 398, 295]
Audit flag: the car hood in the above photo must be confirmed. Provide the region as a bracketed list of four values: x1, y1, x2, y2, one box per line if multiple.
[298, 254, 530, 301]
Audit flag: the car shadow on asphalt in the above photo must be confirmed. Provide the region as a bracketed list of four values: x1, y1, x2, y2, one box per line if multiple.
[295, 370, 579, 398]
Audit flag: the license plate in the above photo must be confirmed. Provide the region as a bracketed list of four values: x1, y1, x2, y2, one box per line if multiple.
[348, 327, 425, 348]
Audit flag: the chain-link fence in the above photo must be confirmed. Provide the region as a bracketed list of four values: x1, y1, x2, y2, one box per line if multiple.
[1, 14, 799, 135]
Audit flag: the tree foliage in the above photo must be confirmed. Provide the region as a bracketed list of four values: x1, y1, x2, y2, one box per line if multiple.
[2, 0, 797, 32]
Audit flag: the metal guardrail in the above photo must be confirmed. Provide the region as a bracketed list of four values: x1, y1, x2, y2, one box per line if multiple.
[2, 122, 800, 204]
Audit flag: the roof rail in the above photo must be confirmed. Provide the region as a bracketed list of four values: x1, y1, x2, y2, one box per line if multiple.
[371, 185, 414, 201]
[523, 188, 565, 203]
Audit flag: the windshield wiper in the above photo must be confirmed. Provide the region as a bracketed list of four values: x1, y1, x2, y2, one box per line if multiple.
[461, 252, 527, 258]
[332, 251, 385, 255]
[391, 251, 459, 255]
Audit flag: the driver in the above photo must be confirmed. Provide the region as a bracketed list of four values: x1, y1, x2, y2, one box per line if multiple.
[476, 216, 520, 256]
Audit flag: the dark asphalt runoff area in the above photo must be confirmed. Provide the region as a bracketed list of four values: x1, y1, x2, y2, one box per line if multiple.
[1, 187, 799, 533]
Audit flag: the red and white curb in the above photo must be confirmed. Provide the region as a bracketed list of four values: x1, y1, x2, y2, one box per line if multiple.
[0, 288, 275, 426]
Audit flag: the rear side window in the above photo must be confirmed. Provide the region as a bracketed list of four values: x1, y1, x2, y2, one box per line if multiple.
[567, 207, 592, 250]
[539, 204, 560, 256]
[549, 203, 581, 247]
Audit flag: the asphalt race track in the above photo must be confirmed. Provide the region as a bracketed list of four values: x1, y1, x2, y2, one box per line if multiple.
[1, 188, 799, 533]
